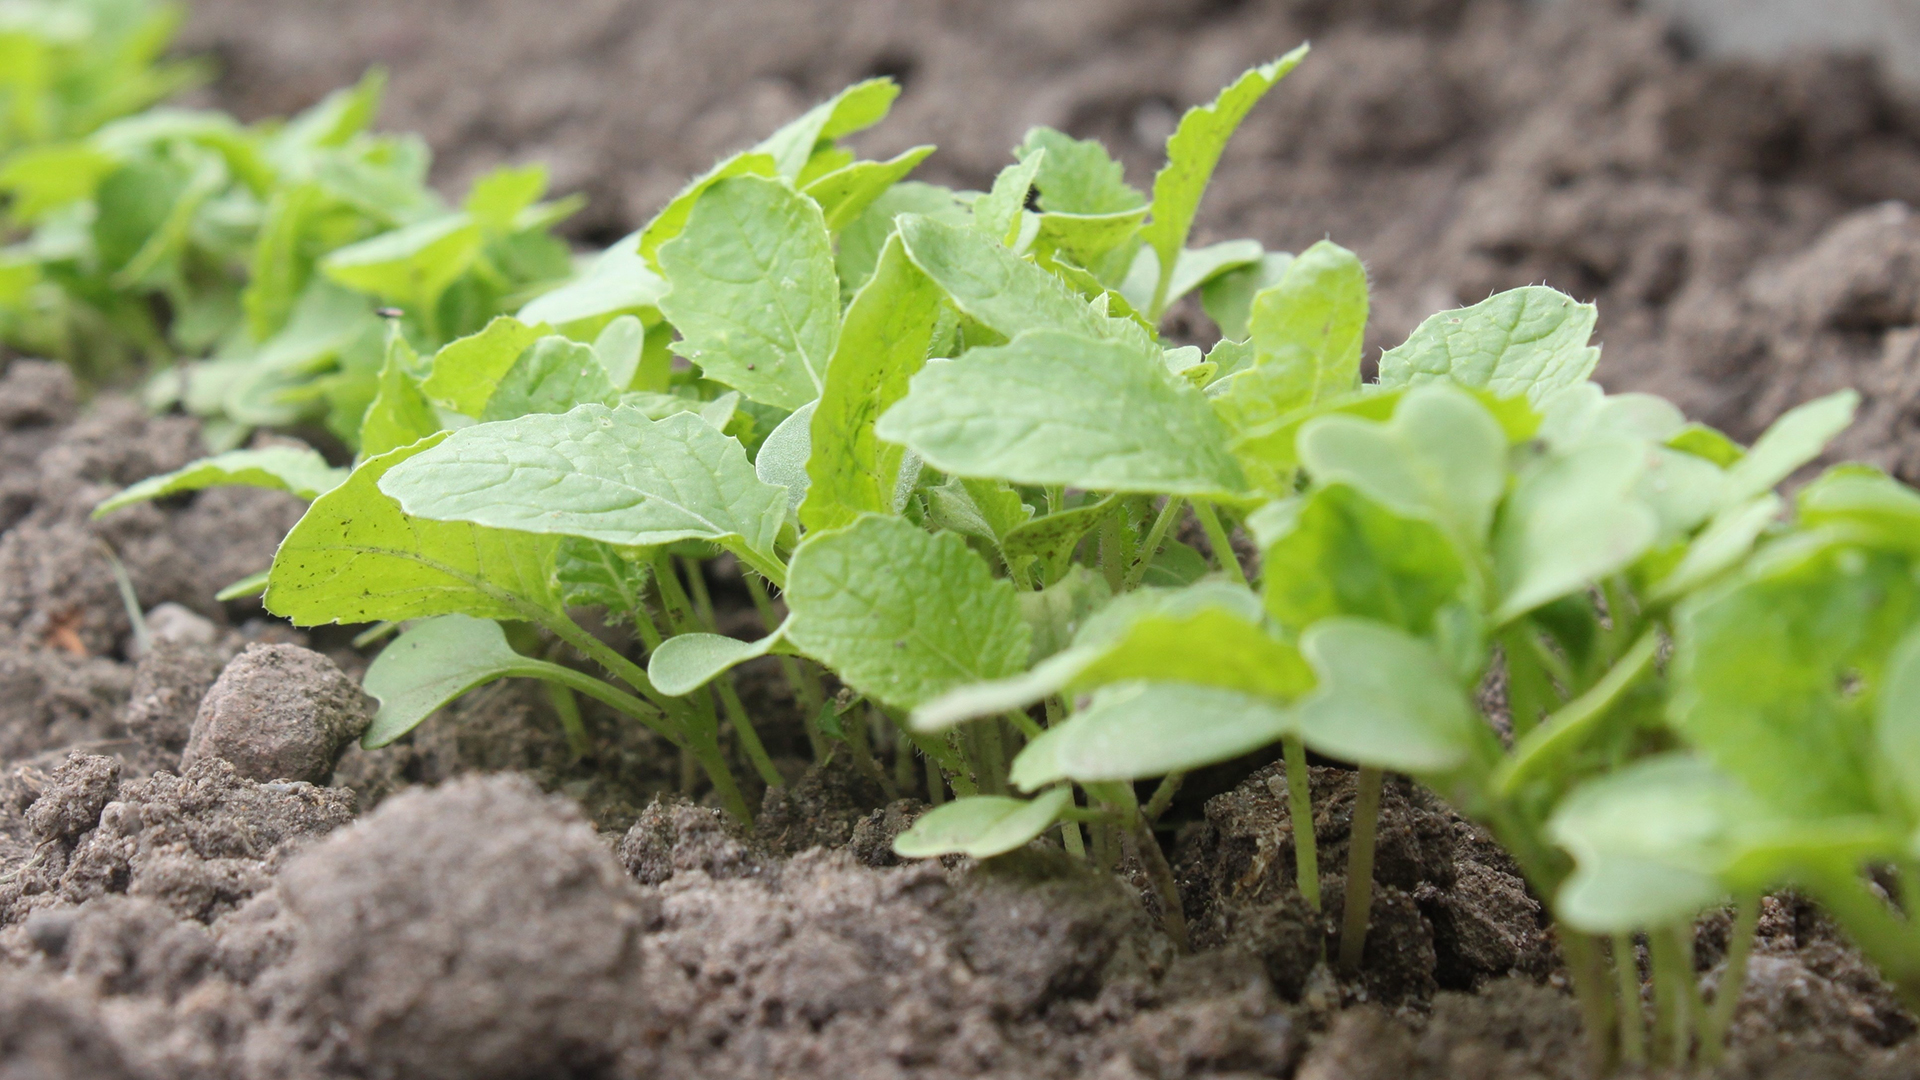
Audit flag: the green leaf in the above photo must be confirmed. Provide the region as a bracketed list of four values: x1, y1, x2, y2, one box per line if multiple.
[757, 400, 816, 519]
[1001, 495, 1122, 580]
[638, 153, 778, 268]
[892, 788, 1073, 860]
[420, 316, 548, 417]
[876, 329, 1246, 496]
[1013, 682, 1295, 788]
[895, 214, 1116, 342]
[358, 337, 442, 457]
[1651, 494, 1781, 602]
[657, 175, 839, 410]
[0, 142, 116, 222]
[1377, 286, 1599, 408]
[518, 230, 669, 329]
[1019, 567, 1112, 662]
[480, 336, 618, 421]
[1028, 208, 1149, 281]
[1201, 251, 1293, 340]
[648, 626, 789, 697]
[1017, 127, 1145, 215]
[551, 537, 652, 616]
[803, 146, 934, 231]
[1264, 483, 1472, 636]
[361, 614, 548, 748]
[973, 152, 1046, 246]
[835, 181, 968, 295]
[1298, 385, 1506, 548]
[93, 446, 346, 517]
[785, 515, 1032, 709]
[1718, 390, 1858, 508]
[464, 163, 547, 232]
[1295, 618, 1489, 777]
[265, 434, 561, 626]
[1123, 238, 1266, 314]
[801, 232, 944, 532]
[321, 213, 484, 313]
[1491, 439, 1659, 624]
[1139, 47, 1307, 310]
[377, 404, 789, 579]
[1879, 625, 1920, 818]
[592, 315, 646, 391]
[753, 78, 900, 179]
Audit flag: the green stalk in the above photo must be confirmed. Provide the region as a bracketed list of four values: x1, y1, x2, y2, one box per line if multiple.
[1281, 737, 1321, 911]
[714, 678, 783, 789]
[1647, 922, 1690, 1065]
[743, 574, 828, 762]
[1700, 895, 1759, 1064]
[1338, 766, 1384, 974]
[1564, 931, 1621, 1078]
[1493, 629, 1659, 797]
[1613, 933, 1647, 1066]
[925, 756, 945, 805]
[1123, 496, 1185, 591]
[1098, 514, 1126, 593]
[839, 706, 899, 800]
[1143, 773, 1184, 823]
[1674, 923, 1707, 1063]
[541, 681, 591, 760]
[1498, 623, 1556, 740]
[679, 555, 717, 629]
[1193, 501, 1246, 586]
[1092, 781, 1188, 950]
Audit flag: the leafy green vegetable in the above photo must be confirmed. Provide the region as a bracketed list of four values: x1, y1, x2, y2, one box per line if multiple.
[892, 788, 1074, 859]
[1377, 287, 1600, 407]
[93, 445, 345, 516]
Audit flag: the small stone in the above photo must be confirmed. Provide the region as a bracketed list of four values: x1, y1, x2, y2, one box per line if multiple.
[25, 753, 121, 843]
[142, 602, 220, 649]
[181, 644, 372, 785]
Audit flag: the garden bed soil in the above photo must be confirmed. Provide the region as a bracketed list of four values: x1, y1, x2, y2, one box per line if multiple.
[6, 0, 1920, 1075]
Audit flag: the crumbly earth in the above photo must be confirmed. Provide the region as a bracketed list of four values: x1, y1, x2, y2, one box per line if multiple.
[2, 0, 1920, 1075]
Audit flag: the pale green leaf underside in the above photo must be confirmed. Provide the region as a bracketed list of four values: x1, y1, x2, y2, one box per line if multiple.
[361, 614, 555, 748]
[876, 328, 1246, 496]
[892, 788, 1073, 860]
[1377, 286, 1599, 408]
[517, 229, 668, 329]
[648, 624, 790, 697]
[1295, 618, 1484, 776]
[377, 404, 787, 568]
[94, 446, 345, 517]
[1011, 681, 1295, 789]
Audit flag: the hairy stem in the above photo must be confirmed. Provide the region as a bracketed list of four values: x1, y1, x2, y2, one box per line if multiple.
[1338, 767, 1384, 974]
[1123, 496, 1186, 591]
[541, 681, 591, 760]
[679, 555, 717, 629]
[714, 678, 783, 789]
[1193, 501, 1246, 586]
[742, 575, 828, 762]
[1281, 737, 1321, 911]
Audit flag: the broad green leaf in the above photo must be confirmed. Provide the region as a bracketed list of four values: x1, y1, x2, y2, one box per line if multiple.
[1491, 439, 1659, 624]
[518, 230, 669, 329]
[924, 477, 1034, 548]
[321, 213, 484, 313]
[0, 142, 115, 222]
[361, 614, 553, 748]
[1298, 385, 1506, 548]
[551, 537, 651, 616]
[892, 788, 1073, 860]
[1718, 390, 1858, 508]
[973, 152, 1046, 246]
[1014, 682, 1295, 788]
[266, 435, 561, 625]
[802, 233, 944, 531]
[836, 181, 968, 295]
[464, 163, 547, 232]
[93, 446, 346, 517]
[1001, 495, 1122, 581]
[1017, 127, 1145, 215]
[1295, 618, 1488, 776]
[657, 175, 839, 410]
[785, 515, 1031, 709]
[1263, 483, 1471, 636]
[1650, 494, 1781, 602]
[592, 315, 646, 391]
[378, 404, 789, 576]
[481, 336, 618, 421]
[896, 214, 1114, 342]
[1878, 624, 1920, 818]
[648, 625, 790, 697]
[420, 316, 547, 417]
[1202, 251, 1293, 340]
[876, 329, 1246, 496]
[753, 78, 900, 179]
[1122, 238, 1267, 314]
[1019, 567, 1112, 661]
[637, 153, 777, 268]
[1672, 542, 1920, 818]
[1377, 286, 1598, 408]
[757, 400, 816, 518]
[1538, 383, 1684, 452]
[1139, 47, 1307, 311]
[803, 146, 934, 231]
[1212, 241, 1368, 451]
[359, 340, 441, 456]
[1029, 208, 1149, 281]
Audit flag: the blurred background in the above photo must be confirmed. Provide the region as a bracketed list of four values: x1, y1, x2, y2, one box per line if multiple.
[171, 0, 1920, 474]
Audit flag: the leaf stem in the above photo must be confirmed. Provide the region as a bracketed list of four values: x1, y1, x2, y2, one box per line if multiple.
[679, 555, 717, 629]
[1124, 496, 1185, 591]
[1613, 933, 1647, 1066]
[1564, 931, 1621, 1078]
[540, 680, 591, 760]
[1193, 500, 1246, 586]
[1337, 766, 1383, 974]
[743, 573, 828, 762]
[714, 678, 784, 789]
[1493, 629, 1659, 797]
[1700, 895, 1759, 1064]
[1093, 781, 1189, 951]
[1143, 772, 1184, 823]
[1647, 921, 1689, 1065]
[1280, 737, 1321, 911]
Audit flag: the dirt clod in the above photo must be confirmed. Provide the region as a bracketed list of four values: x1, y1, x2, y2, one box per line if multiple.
[182, 645, 371, 786]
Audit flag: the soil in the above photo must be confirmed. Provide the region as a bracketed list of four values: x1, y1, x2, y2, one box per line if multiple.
[5, 0, 1920, 1075]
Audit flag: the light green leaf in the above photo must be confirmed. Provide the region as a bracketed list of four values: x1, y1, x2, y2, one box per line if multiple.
[518, 230, 669, 329]
[1201, 251, 1293, 340]
[1295, 618, 1488, 776]
[1264, 483, 1471, 636]
[1879, 625, 1920, 818]
[1651, 494, 1781, 602]
[1019, 567, 1113, 662]
[1018, 127, 1145, 215]
[757, 400, 815, 518]
[265, 435, 561, 626]
[481, 336, 618, 421]
[359, 338, 441, 457]
[1123, 238, 1267, 314]
[973, 152, 1046, 246]
[753, 78, 900, 179]
[420, 316, 548, 417]
[321, 213, 484, 313]
[588, 316, 645, 392]
[1377, 286, 1599, 408]
[896, 214, 1115, 342]
[464, 163, 547, 232]
[638, 153, 778, 268]
[362, 614, 551, 748]
[1211, 240, 1368, 449]
[1015, 682, 1295, 787]
[648, 625, 790, 697]
[803, 146, 934, 231]
[1029, 208, 1149, 280]
[892, 788, 1073, 859]
[785, 515, 1032, 709]
[1719, 390, 1858, 508]
[551, 537, 651, 616]
[1139, 47, 1308, 311]
[1002, 495, 1122, 580]
[0, 142, 116, 222]
[657, 175, 839, 410]
[876, 329, 1246, 496]
[836, 181, 969, 295]
[1298, 385, 1506, 548]
[1492, 439, 1659, 624]
[802, 232, 944, 531]
[924, 477, 1034, 548]
[377, 404, 789, 578]
[94, 446, 346, 517]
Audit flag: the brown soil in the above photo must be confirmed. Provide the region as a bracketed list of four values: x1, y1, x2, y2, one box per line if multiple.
[4, 0, 1920, 1075]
